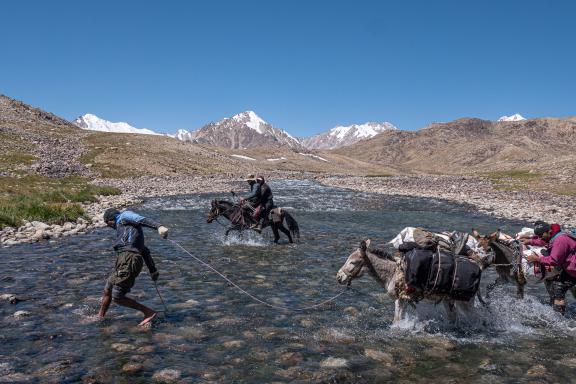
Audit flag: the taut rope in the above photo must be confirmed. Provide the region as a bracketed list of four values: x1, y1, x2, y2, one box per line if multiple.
[167, 239, 346, 311]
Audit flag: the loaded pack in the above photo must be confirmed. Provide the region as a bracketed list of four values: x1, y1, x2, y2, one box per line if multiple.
[401, 229, 482, 301]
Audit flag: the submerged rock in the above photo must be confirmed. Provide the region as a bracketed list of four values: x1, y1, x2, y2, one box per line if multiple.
[110, 343, 135, 353]
[152, 368, 182, 383]
[13, 310, 31, 318]
[122, 362, 143, 374]
[364, 349, 394, 365]
[320, 357, 349, 368]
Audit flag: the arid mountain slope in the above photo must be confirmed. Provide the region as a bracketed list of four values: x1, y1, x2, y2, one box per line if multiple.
[334, 118, 576, 175]
[0, 95, 381, 180]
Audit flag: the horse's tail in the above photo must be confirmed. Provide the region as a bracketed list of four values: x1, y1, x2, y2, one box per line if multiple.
[283, 210, 300, 241]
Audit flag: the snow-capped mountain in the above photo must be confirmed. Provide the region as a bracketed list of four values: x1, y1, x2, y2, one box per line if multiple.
[187, 111, 301, 149]
[74, 114, 159, 135]
[302, 122, 397, 149]
[498, 113, 526, 122]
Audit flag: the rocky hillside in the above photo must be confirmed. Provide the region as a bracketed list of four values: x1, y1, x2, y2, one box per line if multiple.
[178, 111, 302, 149]
[303, 122, 397, 149]
[335, 117, 576, 177]
[0, 94, 92, 178]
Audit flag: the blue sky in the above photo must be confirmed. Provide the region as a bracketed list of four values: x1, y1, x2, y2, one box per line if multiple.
[1, 0, 574, 136]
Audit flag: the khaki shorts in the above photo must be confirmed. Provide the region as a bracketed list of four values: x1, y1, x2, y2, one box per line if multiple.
[105, 251, 143, 299]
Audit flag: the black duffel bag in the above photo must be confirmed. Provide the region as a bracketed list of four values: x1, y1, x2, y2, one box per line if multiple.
[450, 257, 482, 301]
[404, 248, 434, 291]
[426, 250, 455, 295]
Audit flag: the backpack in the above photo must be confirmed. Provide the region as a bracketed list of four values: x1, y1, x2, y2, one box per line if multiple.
[412, 228, 439, 250]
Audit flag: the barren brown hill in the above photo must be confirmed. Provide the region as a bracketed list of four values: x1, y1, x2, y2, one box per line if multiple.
[0, 94, 382, 180]
[334, 117, 576, 175]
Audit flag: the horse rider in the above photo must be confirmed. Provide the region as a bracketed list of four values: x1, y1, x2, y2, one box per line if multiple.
[98, 208, 169, 326]
[526, 222, 576, 315]
[240, 174, 262, 213]
[253, 176, 274, 232]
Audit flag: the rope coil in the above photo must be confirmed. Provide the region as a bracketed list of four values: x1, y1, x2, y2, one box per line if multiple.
[168, 239, 346, 311]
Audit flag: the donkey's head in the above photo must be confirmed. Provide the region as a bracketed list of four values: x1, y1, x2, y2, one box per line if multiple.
[336, 239, 372, 286]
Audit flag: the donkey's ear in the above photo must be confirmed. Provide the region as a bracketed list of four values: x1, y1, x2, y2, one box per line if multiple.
[360, 238, 371, 250]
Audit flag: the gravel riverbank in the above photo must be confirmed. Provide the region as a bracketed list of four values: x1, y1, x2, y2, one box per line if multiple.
[317, 175, 576, 228]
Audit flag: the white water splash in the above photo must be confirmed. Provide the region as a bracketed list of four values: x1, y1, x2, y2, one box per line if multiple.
[214, 231, 270, 247]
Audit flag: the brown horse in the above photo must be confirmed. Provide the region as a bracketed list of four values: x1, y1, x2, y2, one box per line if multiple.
[336, 239, 477, 325]
[207, 199, 299, 243]
[471, 229, 527, 299]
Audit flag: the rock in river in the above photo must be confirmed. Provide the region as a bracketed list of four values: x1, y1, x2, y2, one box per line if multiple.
[152, 368, 182, 383]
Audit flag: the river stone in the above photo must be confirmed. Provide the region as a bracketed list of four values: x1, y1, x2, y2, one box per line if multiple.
[152, 368, 182, 383]
[122, 363, 143, 374]
[37, 359, 72, 375]
[222, 340, 244, 348]
[320, 357, 349, 368]
[343, 306, 360, 316]
[111, 343, 135, 353]
[63, 222, 75, 231]
[364, 349, 394, 365]
[559, 357, 576, 368]
[1, 293, 20, 304]
[31, 221, 50, 230]
[298, 318, 314, 327]
[278, 352, 303, 365]
[526, 364, 547, 377]
[13, 310, 31, 318]
[136, 345, 156, 354]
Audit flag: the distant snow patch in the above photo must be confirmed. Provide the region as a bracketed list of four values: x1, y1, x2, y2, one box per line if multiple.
[231, 154, 256, 161]
[298, 153, 329, 162]
[498, 114, 526, 122]
[267, 157, 287, 161]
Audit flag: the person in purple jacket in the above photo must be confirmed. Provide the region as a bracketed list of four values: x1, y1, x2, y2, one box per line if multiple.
[527, 222, 576, 315]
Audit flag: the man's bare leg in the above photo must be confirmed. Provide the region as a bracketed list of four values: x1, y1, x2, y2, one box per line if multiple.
[114, 296, 156, 325]
[98, 288, 112, 318]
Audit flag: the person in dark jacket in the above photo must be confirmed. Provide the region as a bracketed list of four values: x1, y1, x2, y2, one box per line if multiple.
[241, 174, 261, 206]
[254, 176, 274, 232]
[98, 208, 169, 326]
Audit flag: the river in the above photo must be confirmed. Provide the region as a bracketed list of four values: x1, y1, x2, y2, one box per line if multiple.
[1, 180, 574, 383]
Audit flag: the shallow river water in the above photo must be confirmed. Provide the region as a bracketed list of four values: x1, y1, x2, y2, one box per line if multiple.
[1, 180, 575, 383]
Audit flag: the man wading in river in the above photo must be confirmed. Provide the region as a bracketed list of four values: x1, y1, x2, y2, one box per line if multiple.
[98, 208, 169, 325]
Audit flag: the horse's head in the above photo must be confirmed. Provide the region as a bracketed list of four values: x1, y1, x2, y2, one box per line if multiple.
[471, 229, 492, 253]
[336, 239, 372, 286]
[207, 199, 220, 223]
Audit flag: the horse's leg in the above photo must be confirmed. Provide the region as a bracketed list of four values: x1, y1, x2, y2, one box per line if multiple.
[444, 300, 457, 324]
[272, 223, 280, 244]
[516, 280, 526, 300]
[486, 272, 506, 298]
[278, 223, 293, 244]
[393, 299, 407, 324]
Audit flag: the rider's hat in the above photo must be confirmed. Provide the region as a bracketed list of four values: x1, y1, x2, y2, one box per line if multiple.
[245, 174, 256, 182]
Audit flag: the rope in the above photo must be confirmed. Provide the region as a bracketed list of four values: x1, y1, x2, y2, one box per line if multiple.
[153, 281, 169, 313]
[167, 239, 346, 311]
